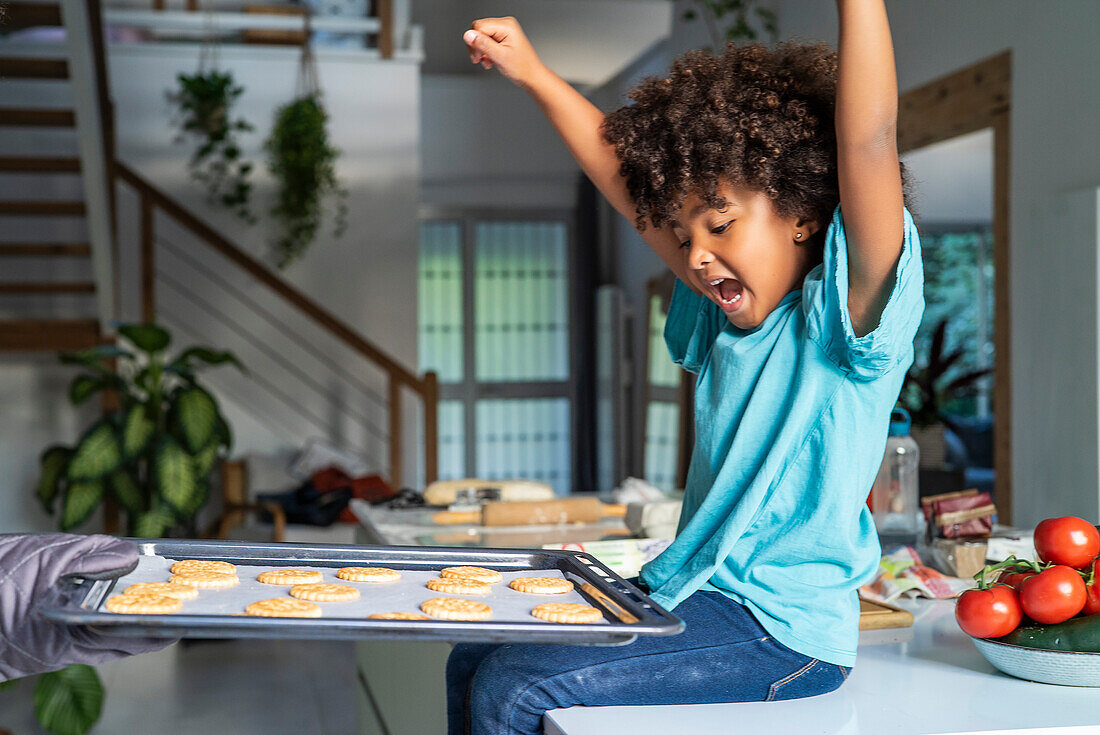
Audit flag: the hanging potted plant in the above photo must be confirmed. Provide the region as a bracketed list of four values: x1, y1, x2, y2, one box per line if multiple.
[898, 318, 992, 468]
[264, 14, 347, 268]
[167, 25, 256, 222]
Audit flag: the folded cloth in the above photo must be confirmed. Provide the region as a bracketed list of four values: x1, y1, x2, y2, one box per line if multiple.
[859, 545, 975, 604]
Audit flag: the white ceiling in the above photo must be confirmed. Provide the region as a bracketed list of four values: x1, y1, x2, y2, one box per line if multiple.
[411, 0, 673, 87]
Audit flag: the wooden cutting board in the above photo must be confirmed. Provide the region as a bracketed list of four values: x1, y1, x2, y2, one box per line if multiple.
[858, 597, 914, 630]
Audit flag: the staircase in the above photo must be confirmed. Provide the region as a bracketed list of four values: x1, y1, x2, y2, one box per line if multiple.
[0, 0, 116, 352]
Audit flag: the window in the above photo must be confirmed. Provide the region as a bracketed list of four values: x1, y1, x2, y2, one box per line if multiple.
[418, 213, 575, 494]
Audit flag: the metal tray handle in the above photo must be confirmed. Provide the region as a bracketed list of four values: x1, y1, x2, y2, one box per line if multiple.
[580, 582, 640, 624]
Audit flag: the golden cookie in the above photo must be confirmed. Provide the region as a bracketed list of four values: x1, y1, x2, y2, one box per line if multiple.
[426, 577, 491, 595]
[420, 597, 492, 621]
[171, 571, 240, 589]
[530, 603, 603, 624]
[245, 598, 322, 618]
[368, 612, 432, 620]
[125, 581, 198, 600]
[508, 577, 574, 595]
[289, 583, 360, 602]
[336, 566, 402, 583]
[257, 569, 323, 585]
[440, 566, 503, 584]
[169, 559, 236, 576]
[105, 594, 182, 614]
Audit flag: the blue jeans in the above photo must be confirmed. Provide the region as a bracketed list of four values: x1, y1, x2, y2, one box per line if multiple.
[446, 588, 851, 735]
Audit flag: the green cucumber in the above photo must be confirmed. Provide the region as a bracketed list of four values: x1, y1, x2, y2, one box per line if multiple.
[996, 614, 1100, 652]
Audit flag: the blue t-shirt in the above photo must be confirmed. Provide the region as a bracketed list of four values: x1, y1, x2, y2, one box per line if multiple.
[640, 204, 924, 666]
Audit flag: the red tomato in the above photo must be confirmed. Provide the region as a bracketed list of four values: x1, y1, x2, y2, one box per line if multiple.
[1034, 517, 1100, 569]
[1082, 558, 1100, 616]
[997, 571, 1035, 590]
[955, 586, 1023, 638]
[1019, 565, 1088, 624]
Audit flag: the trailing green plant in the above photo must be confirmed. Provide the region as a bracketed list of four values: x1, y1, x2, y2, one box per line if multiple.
[682, 0, 778, 49]
[168, 70, 256, 223]
[899, 318, 992, 428]
[36, 322, 243, 536]
[264, 93, 347, 268]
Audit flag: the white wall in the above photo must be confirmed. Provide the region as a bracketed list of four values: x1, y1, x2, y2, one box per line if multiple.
[420, 74, 580, 209]
[769, 0, 1100, 526]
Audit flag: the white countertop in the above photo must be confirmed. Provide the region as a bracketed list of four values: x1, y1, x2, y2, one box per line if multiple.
[544, 598, 1100, 735]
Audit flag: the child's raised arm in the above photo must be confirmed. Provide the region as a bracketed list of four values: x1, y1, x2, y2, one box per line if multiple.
[463, 18, 694, 288]
[834, 0, 906, 337]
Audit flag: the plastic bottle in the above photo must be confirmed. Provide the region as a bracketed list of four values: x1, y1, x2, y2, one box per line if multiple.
[871, 408, 921, 545]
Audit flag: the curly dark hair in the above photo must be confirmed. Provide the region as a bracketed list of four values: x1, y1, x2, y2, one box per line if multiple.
[601, 41, 913, 247]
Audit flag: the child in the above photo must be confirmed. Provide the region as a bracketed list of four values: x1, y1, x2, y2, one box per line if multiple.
[450, 2, 923, 732]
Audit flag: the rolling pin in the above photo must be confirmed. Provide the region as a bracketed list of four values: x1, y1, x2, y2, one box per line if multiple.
[432, 498, 627, 527]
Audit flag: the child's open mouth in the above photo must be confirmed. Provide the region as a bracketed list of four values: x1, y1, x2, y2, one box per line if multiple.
[707, 277, 744, 312]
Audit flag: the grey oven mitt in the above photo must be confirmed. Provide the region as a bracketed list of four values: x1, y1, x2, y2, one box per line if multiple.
[0, 533, 177, 681]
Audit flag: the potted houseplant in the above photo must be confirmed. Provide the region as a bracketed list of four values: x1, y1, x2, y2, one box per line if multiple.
[168, 69, 256, 223]
[26, 323, 242, 735]
[899, 318, 992, 468]
[36, 322, 242, 536]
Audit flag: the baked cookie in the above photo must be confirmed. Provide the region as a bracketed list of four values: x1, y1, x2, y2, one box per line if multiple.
[124, 581, 198, 600]
[171, 571, 240, 589]
[368, 612, 432, 620]
[508, 577, 574, 595]
[169, 559, 236, 576]
[426, 577, 491, 595]
[105, 594, 182, 614]
[257, 569, 323, 585]
[530, 602, 603, 624]
[420, 597, 492, 621]
[336, 566, 402, 583]
[289, 583, 360, 602]
[245, 598, 323, 618]
[440, 566, 503, 584]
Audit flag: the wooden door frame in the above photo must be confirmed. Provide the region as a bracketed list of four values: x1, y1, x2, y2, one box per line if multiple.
[897, 50, 1013, 523]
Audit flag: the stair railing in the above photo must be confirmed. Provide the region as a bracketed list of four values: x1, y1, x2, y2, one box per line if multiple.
[115, 162, 439, 489]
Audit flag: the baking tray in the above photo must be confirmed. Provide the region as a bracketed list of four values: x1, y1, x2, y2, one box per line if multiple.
[39, 538, 684, 646]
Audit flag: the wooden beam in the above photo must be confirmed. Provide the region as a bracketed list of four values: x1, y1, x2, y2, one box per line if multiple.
[0, 108, 76, 127]
[0, 282, 96, 294]
[389, 376, 402, 489]
[897, 50, 1010, 154]
[992, 108, 1012, 525]
[0, 156, 80, 173]
[422, 371, 439, 484]
[0, 58, 69, 79]
[0, 319, 100, 351]
[376, 0, 393, 59]
[3, 3, 64, 29]
[0, 201, 86, 216]
[0, 243, 91, 256]
[141, 193, 155, 322]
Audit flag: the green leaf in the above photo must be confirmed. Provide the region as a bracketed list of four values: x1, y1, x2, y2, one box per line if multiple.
[69, 374, 107, 405]
[169, 346, 246, 374]
[133, 502, 177, 538]
[66, 421, 121, 481]
[0, 676, 19, 690]
[34, 665, 103, 735]
[173, 388, 218, 454]
[59, 345, 134, 373]
[216, 413, 234, 453]
[192, 439, 222, 479]
[122, 404, 156, 460]
[108, 469, 144, 515]
[37, 446, 72, 514]
[118, 323, 171, 353]
[154, 438, 199, 516]
[180, 479, 209, 517]
[59, 480, 104, 531]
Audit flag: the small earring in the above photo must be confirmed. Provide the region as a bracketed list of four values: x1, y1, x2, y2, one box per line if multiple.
[795, 232, 803, 240]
